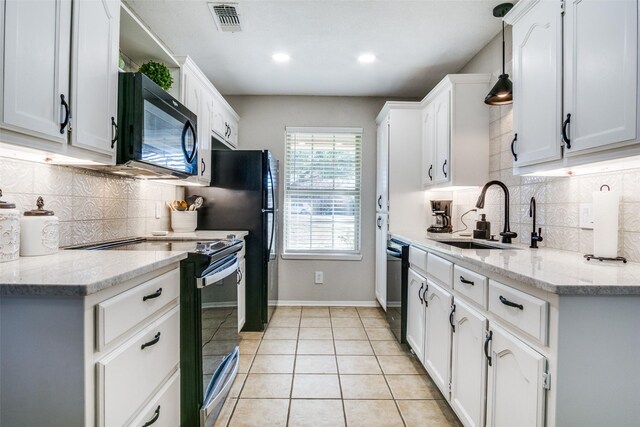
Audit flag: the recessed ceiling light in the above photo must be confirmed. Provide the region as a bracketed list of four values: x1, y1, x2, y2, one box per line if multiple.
[358, 53, 376, 63]
[272, 52, 290, 63]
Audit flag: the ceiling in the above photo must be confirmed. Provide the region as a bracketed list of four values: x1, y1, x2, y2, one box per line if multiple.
[125, 0, 504, 97]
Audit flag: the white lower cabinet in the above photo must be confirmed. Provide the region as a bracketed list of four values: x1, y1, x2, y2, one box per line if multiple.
[238, 258, 246, 332]
[406, 267, 427, 363]
[423, 279, 453, 397]
[375, 213, 388, 310]
[130, 370, 181, 427]
[486, 324, 547, 427]
[450, 299, 488, 427]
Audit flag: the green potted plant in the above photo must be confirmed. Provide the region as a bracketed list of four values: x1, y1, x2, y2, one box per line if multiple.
[139, 60, 173, 90]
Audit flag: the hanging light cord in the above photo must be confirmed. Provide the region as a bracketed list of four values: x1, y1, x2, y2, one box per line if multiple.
[501, 21, 506, 75]
[451, 208, 478, 234]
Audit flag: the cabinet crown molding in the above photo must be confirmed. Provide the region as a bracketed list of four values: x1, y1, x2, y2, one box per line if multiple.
[504, 0, 544, 25]
[420, 74, 491, 105]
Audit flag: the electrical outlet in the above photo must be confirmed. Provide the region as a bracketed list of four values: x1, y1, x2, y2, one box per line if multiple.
[314, 271, 324, 284]
[579, 203, 593, 229]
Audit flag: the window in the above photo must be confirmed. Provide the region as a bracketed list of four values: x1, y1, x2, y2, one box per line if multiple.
[284, 127, 362, 256]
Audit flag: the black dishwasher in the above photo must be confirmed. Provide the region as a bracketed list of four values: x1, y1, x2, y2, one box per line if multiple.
[386, 238, 410, 344]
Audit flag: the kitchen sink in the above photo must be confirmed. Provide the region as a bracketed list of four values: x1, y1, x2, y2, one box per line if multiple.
[433, 240, 519, 250]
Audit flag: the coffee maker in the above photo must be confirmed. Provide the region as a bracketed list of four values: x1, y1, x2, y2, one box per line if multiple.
[427, 200, 453, 233]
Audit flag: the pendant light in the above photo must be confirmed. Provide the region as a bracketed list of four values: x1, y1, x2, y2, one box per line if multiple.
[485, 3, 514, 106]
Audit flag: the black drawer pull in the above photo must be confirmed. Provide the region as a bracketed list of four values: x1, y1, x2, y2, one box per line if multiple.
[60, 94, 70, 134]
[378, 195, 382, 209]
[237, 267, 243, 285]
[142, 405, 161, 427]
[110, 117, 118, 148]
[459, 276, 474, 286]
[484, 330, 493, 366]
[418, 283, 424, 304]
[499, 295, 524, 310]
[141, 332, 161, 350]
[428, 164, 433, 181]
[442, 159, 448, 178]
[562, 113, 571, 149]
[511, 133, 518, 161]
[142, 288, 163, 301]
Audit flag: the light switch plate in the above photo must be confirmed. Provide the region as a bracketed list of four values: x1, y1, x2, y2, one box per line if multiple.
[314, 271, 324, 284]
[579, 203, 593, 229]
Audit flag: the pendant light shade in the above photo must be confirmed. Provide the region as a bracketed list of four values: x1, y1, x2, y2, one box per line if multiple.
[485, 3, 514, 106]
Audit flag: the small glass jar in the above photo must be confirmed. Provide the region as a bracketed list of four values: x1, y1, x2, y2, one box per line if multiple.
[20, 196, 59, 257]
[0, 189, 20, 262]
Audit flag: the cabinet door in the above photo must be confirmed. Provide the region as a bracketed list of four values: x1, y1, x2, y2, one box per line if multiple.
[451, 299, 488, 427]
[2, 0, 71, 143]
[227, 116, 239, 147]
[198, 95, 212, 184]
[406, 267, 426, 363]
[433, 90, 451, 184]
[563, 0, 638, 155]
[510, 0, 562, 166]
[238, 259, 246, 332]
[486, 324, 547, 427]
[376, 116, 389, 213]
[375, 213, 388, 310]
[424, 279, 453, 397]
[71, 0, 119, 157]
[422, 102, 436, 187]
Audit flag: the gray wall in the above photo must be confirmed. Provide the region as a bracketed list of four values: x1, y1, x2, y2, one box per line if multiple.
[226, 95, 388, 304]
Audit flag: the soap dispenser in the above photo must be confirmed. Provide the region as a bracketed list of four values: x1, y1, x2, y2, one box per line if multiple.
[473, 214, 491, 240]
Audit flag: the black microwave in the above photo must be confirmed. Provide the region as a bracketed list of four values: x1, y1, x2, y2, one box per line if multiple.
[116, 72, 197, 178]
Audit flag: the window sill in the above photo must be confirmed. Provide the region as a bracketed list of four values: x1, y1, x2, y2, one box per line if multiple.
[281, 253, 363, 261]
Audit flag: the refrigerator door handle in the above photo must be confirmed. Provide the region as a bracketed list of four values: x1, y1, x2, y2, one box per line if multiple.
[266, 163, 276, 260]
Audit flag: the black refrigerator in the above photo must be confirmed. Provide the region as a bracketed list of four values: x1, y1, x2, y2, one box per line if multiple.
[188, 150, 278, 331]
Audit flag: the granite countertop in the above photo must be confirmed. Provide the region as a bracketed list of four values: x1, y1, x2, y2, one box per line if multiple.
[391, 230, 640, 296]
[145, 230, 249, 241]
[0, 250, 187, 297]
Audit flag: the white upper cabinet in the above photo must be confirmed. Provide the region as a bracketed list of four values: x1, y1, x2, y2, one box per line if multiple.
[507, 0, 640, 174]
[563, 0, 638, 155]
[421, 74, 490, 190]
[376, 114, 389, 213]
[1, 0, 118, 163]
[2, 0, 71, 144]
[486, 324, 547, 427]
[71, 0, 120, 156]
[508, 0, 563, 167]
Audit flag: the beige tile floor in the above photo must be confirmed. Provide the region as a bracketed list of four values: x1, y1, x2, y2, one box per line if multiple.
[215, 306, 462, 427]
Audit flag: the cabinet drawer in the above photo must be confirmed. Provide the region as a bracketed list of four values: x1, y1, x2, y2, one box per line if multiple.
[97, 306, 180, 427]
[409, 246, 428, 275]
[488, 280, 548, 344]
[130, 370, 180, 427]
[96, 268, 180, 350]
[453, 265, 488, 308]
[427, 253, 453, 288]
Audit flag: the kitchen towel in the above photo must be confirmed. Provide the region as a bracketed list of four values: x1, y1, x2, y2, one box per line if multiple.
[592, 187, 620, 258]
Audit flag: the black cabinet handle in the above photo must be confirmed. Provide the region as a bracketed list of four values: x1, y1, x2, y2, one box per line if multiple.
[60, 94, 70, 134]
[499, 295, 524, 310]
[142, 288, 162, 301]
[484, 330, 493, 366]
[201, 158, 206, 175]
[237, 267, 243, 285]
[141, 332, 161, 350]
[377, 195, 382, 209]
[142, 405, 161, 427]
[459, 276, 474, 286]
[418, 283, 424, 304]
[377, 217, 382, 229]
[422, 284, 429, 307]
[110, 117, 119, 148]
[511, 133, 518, 161]
[562, 113, 571, 149]
[428, 164, 433, 181]
[442, 160, 447, 178]
[449, 304, 456, 332]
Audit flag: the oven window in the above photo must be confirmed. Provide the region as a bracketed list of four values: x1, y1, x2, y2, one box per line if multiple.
[200, 273, 238, 396]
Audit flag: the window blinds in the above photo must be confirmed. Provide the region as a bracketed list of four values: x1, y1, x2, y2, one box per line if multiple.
[284, 127, 363, 254]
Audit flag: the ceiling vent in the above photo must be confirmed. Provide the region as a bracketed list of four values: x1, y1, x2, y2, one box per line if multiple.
[208, 3, 242, 32]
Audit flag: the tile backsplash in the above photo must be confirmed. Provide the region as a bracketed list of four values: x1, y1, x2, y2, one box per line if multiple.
[444, 98, 640, 262]
[0, 157, 182, 247]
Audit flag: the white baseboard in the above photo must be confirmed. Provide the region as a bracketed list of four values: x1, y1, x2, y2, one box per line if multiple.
[272, 300, 380, 307]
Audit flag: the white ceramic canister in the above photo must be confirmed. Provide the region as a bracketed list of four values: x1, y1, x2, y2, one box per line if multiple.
[0, 189, 20, 262]
[20, 196, 59, 257]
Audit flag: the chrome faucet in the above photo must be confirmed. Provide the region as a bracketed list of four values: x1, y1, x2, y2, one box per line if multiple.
[529, 197, 543, 248]
[475, 180, 517, 244]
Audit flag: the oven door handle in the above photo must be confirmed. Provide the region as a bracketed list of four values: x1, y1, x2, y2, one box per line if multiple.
[200, 347, 239, 424]
[196, 258, 239, 288]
